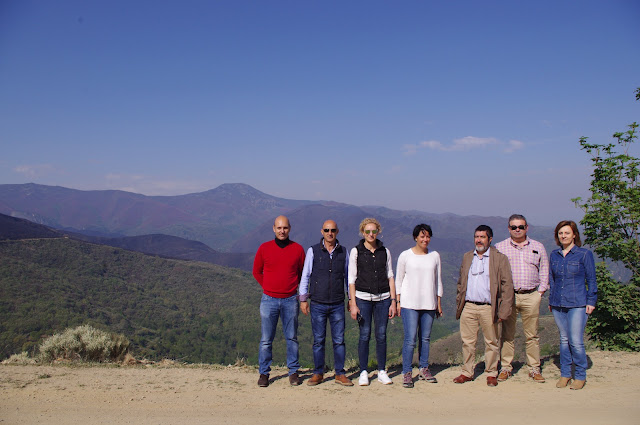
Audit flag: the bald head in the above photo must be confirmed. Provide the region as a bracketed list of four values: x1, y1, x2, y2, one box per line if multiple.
[321, 219, 338, 245]
[273, 215, 291, 241]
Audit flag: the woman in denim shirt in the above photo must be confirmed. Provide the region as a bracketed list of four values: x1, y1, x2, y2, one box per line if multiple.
[548, 220, 597, 390]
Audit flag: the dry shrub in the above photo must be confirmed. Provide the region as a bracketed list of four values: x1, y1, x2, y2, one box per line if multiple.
[38, 325, 130, 363]
[2, 352, 37, 365]
[122, 353, 138, 366]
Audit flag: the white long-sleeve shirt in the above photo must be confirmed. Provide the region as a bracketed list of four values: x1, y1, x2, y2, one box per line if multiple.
[395, 249, 443, 310]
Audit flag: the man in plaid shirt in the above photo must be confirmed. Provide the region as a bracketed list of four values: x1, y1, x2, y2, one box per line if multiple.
[495, 214, 549, 383]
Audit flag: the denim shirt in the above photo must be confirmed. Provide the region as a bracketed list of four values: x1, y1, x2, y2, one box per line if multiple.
[548, 245, 597, 308]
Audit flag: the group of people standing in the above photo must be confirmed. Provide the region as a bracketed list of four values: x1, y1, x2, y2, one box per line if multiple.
[252, 214, 597, 390]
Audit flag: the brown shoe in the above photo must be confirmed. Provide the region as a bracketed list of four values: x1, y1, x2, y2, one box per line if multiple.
[556, 377, 571, 388]
[570, 379, 585, 390]
[289, 372, 301, 386]
[334, 374, 354, 386]
[258, 374, 269, 387]
[307, 373, 323, 386]
[453, 374, 473, 384]
[497, 369, 512, 382]
[529, 368, 545, 383]
[487, 376, 498, 387]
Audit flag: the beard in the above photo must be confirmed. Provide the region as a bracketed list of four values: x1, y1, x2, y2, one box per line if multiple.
[475, 244, 488, 253]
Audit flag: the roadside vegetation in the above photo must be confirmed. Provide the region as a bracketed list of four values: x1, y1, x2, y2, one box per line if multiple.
[573, 88, 640, 351]
[3, 325, 128, 364]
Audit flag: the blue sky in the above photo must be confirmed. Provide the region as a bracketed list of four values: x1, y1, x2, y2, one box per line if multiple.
[1, 0, 638, 226]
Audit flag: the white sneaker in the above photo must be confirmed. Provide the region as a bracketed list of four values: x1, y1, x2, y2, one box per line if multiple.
[377, 370, 392, 385]
[358, 370, 370, 386]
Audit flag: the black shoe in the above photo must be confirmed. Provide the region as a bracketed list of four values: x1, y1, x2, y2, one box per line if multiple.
[289, 372, 301, 386]
[258, 374, 269, 387]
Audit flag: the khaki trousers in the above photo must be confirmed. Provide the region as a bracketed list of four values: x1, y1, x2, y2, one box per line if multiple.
[500, 291, 541, 371]
[460, 303, 500, 378]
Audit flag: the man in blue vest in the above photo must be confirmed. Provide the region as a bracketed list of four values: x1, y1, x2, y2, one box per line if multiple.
[299, 219, 353, 386]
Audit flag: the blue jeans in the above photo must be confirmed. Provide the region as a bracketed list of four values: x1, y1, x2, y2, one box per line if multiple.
[356, 297, 391, 372]
[401, 308, 436, 374]
[310, 301, 346, 375]
[552, 306, 588, 380]
[259, 294, 300, 375]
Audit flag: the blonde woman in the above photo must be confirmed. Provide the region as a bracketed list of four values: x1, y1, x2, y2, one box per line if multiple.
[348, 218, 397, 386]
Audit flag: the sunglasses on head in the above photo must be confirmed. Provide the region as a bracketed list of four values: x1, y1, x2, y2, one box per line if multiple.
[364, 229, 379, 235]
[510, 225, 526, 230]
[323, 228, 337, 233]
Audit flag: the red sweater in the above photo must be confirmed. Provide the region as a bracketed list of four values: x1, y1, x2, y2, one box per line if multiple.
[253, 240, 305, 298]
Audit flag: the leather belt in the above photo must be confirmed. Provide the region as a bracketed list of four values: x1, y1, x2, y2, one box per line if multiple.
[515, 288, 537, 294]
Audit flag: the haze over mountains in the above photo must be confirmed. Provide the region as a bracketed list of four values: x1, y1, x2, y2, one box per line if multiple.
[0, 182, 556, 255]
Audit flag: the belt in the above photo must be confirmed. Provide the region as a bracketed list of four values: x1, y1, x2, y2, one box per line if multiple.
[515, 288, 537, 294]
[466, 301, 490, 306]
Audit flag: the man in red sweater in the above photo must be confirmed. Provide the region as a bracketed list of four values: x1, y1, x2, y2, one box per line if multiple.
[253, 215, 305, 387]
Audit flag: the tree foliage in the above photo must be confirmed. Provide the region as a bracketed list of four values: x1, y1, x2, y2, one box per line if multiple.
[584, 263, 640, 350]
[572, 88, 640, 351]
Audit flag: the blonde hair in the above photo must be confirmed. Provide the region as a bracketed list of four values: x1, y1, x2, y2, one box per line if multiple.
[359, 217, 381, 235]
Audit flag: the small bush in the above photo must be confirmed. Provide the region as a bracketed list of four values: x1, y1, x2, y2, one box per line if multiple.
[38, 325, 130, 363]
[586, 264, 640, 351]
[2, 351, 37, 365]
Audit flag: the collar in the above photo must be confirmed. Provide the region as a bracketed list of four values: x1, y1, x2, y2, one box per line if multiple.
[321, 238, 340, 252]
[359, 239, 383, 250]
[564, 245, 579, 254]
[274, 237, 291, 248]
[509, 237, 530, 248]
[474, 247, 491, 257]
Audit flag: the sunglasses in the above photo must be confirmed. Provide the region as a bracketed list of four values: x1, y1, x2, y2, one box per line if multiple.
[323, 228, 337, 233]
[510, 225, 526, 230]
[364, 229, 379, 235]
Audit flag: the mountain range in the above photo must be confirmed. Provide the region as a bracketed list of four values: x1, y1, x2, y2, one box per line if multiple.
[0, 182, 557, 256]
[0, 182, 558, 335]
[1, 182, 560, 363]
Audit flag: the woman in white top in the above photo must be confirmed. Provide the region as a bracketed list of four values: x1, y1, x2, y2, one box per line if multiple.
[348, 218, 397, 386]
[396, 224, 443, 388]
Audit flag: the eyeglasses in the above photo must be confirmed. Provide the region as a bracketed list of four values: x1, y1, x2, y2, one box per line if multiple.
[510, 225, 526, 230]
[323, 228, 337, 233]
[364, 229, 379, 235]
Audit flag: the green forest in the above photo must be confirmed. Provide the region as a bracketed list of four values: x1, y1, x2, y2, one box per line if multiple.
[0, 238, 455, 366]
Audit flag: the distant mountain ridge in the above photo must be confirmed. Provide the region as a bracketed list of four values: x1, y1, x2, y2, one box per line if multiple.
[0, 213, 254, 271]
[0, 183, 315, 251]
[0, 182, 556, 253]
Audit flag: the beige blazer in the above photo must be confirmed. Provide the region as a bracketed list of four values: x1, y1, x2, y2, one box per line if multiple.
[455, 248, 514, 323]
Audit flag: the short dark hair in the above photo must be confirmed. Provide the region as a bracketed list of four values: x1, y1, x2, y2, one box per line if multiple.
[554, 220, 582, 247]
[475, 224, 493, 239]
[412, 223, 433, 238]
[508, 214, 527, 225]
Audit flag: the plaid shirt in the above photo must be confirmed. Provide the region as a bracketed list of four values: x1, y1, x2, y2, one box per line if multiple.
[495, 237, 549, 292]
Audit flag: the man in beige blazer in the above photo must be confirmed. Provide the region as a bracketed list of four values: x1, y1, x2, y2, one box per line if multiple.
[453, 225, 514, 387]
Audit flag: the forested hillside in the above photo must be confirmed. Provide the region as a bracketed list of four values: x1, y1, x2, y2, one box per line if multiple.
[0, 238, 261, 363]
[0, 238, 455, 365]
